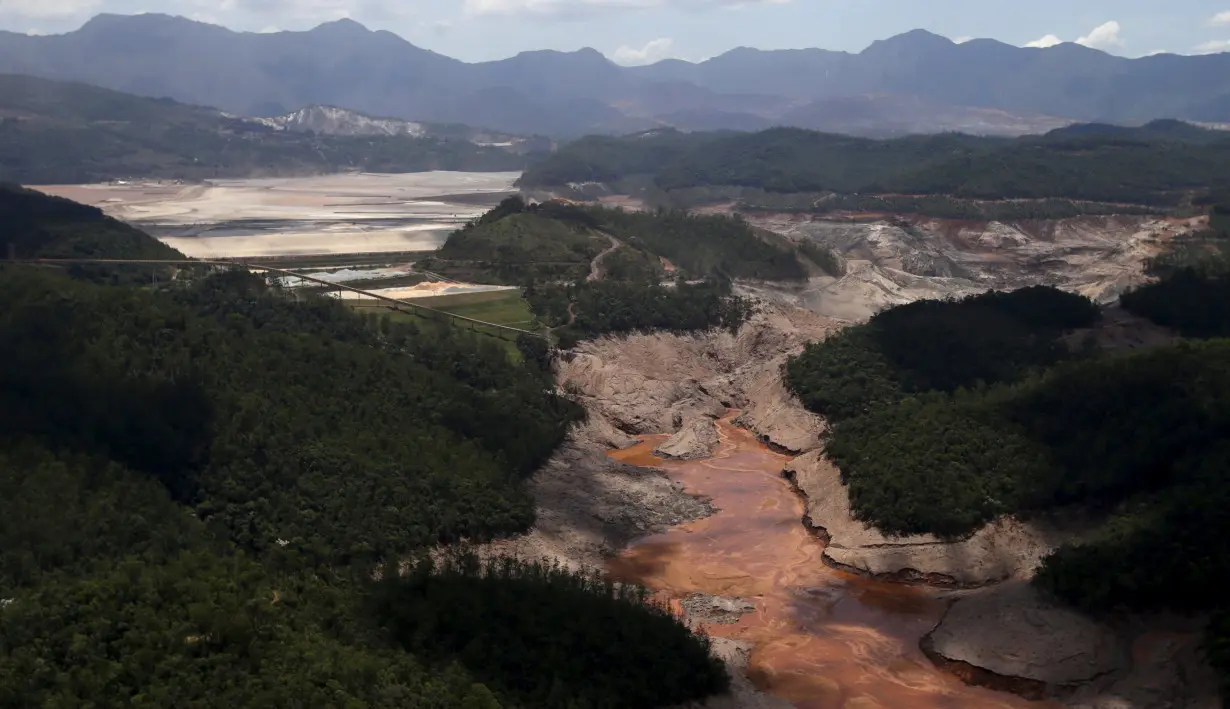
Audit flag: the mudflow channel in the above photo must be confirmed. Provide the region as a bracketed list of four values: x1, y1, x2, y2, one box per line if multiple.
[607, 415, 1057, 709]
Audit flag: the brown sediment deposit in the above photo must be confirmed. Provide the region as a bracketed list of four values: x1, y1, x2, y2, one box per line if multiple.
[608, 417, 1058, 709]
[477, 299, 1220, 708]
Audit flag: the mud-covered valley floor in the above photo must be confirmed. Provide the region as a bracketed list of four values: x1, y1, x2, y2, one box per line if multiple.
[480, 303, 1221, 709]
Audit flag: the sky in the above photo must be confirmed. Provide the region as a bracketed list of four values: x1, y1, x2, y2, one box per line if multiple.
[4, 0, 1230, 64]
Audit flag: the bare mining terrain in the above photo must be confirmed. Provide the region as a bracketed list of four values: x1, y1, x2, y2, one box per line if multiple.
[740, 212, 1206, 320]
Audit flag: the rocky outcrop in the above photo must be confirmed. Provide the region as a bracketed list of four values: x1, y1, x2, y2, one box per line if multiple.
[783, 450, 1072, 586]
[923, 582, 1124, 690]
[655, 418, 721, 460]
[476, 417, 713, 571]
[925, 584, 1223, 709]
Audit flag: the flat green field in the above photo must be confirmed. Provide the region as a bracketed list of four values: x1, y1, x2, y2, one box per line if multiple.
[346, 290, 537, 354]
[407, 290, 534, 326]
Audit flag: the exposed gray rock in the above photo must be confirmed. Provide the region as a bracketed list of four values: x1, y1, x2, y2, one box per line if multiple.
[680, 594, 756, 625]
[655, 418, 720, 460]
[925, 582, 1124, 687]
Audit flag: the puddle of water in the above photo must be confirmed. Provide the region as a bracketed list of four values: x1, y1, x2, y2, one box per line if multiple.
[607, 415, 1060, 709]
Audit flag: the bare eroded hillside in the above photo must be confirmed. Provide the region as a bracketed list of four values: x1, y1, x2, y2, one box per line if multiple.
[742, 212, 1207, 320]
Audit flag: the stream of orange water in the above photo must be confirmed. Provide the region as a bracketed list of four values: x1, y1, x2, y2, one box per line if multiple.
[607, 415, 1060, 709]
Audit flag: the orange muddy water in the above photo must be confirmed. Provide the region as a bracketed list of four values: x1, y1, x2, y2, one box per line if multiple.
[607, 415, 1058, 709]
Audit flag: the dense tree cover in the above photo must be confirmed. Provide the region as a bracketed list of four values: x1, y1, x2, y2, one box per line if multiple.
[787, 272, 1230, 687]
[421, 197, 606, 284]
[785, 286, 1100, 422]
[521, 124, 1230, 207]
[0, 267, 728, 708]
[0, 183, 184, 283]
[1123, 213, 1230, 337]
[0, 75, 529, 184]
[376, 553, 729, 708]
[585, 206, 806, 281]
[1121, 265, 1230, 338]
[823, 340, 1230, 536]
[526, 279, 754, 348]
[429, 197, 805, 284]
[1, 268, 579, 565]
[0, 450, 498, 708]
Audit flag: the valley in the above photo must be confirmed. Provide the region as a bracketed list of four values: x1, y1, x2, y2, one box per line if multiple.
[15, 167, 1223, 709]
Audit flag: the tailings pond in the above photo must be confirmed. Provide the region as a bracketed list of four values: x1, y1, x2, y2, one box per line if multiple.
[607, 415, 1059, 709]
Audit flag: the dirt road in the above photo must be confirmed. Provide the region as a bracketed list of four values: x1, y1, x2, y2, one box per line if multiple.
[587, 234, 622, 282]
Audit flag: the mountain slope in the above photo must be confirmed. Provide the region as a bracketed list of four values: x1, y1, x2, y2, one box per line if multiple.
[0, 73, 533, 183]
[521, 122, 1230, 206]
[7, 14, 1230, 138]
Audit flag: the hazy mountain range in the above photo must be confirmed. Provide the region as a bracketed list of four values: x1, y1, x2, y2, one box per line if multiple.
[3, 14, 1230, 138]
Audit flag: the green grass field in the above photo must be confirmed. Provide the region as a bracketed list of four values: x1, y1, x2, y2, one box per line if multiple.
[345, 289, 537, 356]
[406, 290, 534, 326]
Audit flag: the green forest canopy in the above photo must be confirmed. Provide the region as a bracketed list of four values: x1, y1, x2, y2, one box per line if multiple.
[785, 275, 1230, 689]
[426, 196, 805, 285]
[520, 122, 1230, 207]
[0, 186, 728, 708]
[424, 196, 778, 344]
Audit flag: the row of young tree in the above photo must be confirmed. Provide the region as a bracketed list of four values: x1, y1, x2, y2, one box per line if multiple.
[784, 274, 1230, 690]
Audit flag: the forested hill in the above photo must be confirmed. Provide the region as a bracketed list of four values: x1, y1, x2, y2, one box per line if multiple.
[785, 276, 1230, 690]
[1, 182, 183, 261]
[520, 122, 1230, 207]
[424, 195, 806, 284]
[0, 189, 729, 707]
[0, 74, 534, 184]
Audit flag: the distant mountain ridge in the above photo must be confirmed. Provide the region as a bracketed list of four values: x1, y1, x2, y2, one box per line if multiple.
[3, 15, 1230, 138]
[519, 121, 1230, 208]
[0, 73, 538, 184]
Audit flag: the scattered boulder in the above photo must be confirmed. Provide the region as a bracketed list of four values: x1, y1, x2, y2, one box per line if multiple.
[655, 418, 721, 460]
[680, 594, 756, 625]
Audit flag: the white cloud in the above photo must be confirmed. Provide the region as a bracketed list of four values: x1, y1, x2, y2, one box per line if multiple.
[953, 36, 973, 44]
[1210, 11, 1230, 27]
[1025, 34, 1062, 48]
[1142, 49, 1167, 56]
[1076, 20, 1123, 50]
[610, 37, 674, 65]
[1195, 38, 1230, 54]
[464, 0, 791, 19]
[1024, 21, 1124, 52]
